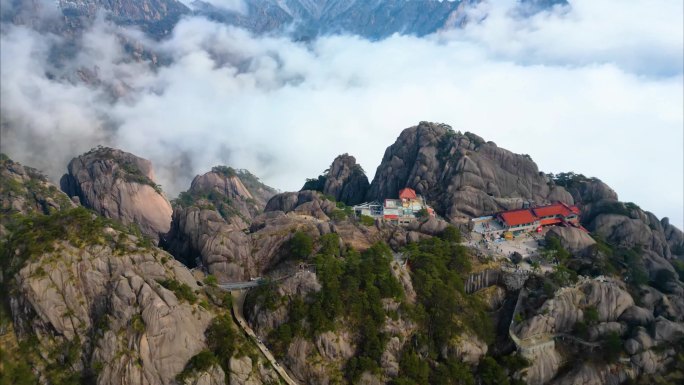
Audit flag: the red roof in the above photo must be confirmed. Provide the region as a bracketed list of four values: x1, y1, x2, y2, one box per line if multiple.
[533, 203, 570, 218]
[533, 202, 579, 218]
[500, 209, 537, 226]
[399, 188, 417, 200]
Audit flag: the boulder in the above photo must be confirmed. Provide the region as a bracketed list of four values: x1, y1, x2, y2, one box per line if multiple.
[587, 322, 626, 341]
[322, 154, 370, 206]
[60, 147, 172, 242]
[618, 306, 654, 326]
[265, 190, 336, 218]
[516, 280, 633, 338]
[545, 227, 596, 256]
[653, 316, 684, 343]
[624, 327, 654, 355]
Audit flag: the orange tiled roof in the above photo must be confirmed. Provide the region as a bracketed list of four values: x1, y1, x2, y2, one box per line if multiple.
[533, 203, 571, 218]
[500, 209, 537, 226]
[399, 188, 417, 200]
[533, 202, 580, 218]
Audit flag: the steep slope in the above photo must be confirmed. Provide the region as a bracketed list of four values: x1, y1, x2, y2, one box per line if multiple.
[165, 165, 285, 280]
[0, 155, 279, 385]
[366, 121, 574, 223]
[322, 154, 369, 206]
[549, 173, 683, 274]
[0, 153, 75, 218]
[60, 147, 173, 243]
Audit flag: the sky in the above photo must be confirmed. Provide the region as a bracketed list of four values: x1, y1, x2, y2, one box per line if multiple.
[1, 0, 683, 228]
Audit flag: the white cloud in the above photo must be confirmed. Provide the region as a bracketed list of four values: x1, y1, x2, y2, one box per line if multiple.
[1, 0, 682, 228]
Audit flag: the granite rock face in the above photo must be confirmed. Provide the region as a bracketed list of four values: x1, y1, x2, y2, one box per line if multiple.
[0, 154, 75, 218]
[516, 280, 634, 338]
[545, 227, 596, 256]
[8, 219, 212, 385]
[366, 122, 574, 223]
[164, 167, 279, 280]
[322, 154, 370, 206]
[561, 177, 684, 262]
[60, 147, 173, 243]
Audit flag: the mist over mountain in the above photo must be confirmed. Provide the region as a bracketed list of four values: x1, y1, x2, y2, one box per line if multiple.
[0, 0, 682, 230]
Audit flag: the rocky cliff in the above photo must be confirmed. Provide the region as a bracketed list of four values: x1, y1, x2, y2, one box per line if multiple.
[552, 173, 683, 263]
[1, 155, 278, 385]
[366, 122, 574, 223]
[164, 166, 279, 281]
[1, 153, 75, 219]
[322, 154, 370, 206]
[60, 147, 173, 243]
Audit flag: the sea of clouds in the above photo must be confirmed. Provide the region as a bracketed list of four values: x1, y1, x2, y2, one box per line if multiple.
[1, 0, 682, 227]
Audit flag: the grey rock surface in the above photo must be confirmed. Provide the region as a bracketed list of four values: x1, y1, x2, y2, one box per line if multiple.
[545, 226, 596, 256]
[366, 122, 574, 223]
[60, 147, 172, 243]
[322, 154, 369, 206]
[516, 280, 633, 338]
[11, 236, 212, 385]
[1, 155, 75, 217]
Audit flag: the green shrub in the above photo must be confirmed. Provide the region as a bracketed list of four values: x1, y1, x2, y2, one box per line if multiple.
[478, 357, 510, 385]
[131, 314, 145, 333]
[584, 306, 599, 325]
[285, 231, 313, 260]
[205, 314, 236, 374]
[360, 215, 376, 226]
[177, 350, 218, 381]
[203, 275, 218, 287]
[440, 226, 462, 243]
[211, 165, 237, 177]
[301, 175, 326, 192]
[157, 279, 197, 303]
[328, 209, 347, 221]
[602, 331, 623, 362]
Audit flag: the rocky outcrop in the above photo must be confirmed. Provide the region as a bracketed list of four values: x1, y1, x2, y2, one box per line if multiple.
[560, 176, 684, 262]
[366, 122, 574, 223]
[228, 356, 280, 385]
[550, 362, 633, 385]
[450, 333, 488, 364]
[524, 347, 563, 385]
[164, 166, 280, 280]
[322, 154, 370, 206]
[618, 306, 654, 326]
[284, 337, 333, 384]
[587, 322, 626, 341]
[545, 227, 596, 256]
[181, 365, 225, 385]
[265, 190, 337, 220]
[7, 211, 213, 385]
[516, 280, 634, 338]
[60, 147, 172, 243]
[247, 270, 321, 337]
[0, 154, 75, 219]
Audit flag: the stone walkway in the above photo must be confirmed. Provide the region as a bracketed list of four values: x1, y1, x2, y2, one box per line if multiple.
[231, 291, 300, 385]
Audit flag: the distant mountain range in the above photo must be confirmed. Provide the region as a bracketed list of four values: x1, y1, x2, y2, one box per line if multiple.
[2, 0, 568, 39]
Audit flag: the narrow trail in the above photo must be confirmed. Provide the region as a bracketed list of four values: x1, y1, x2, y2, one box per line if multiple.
[230, 290, 300, 385]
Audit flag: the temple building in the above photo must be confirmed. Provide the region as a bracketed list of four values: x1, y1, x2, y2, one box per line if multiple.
[472, 202, 585, 237]
[353, 187, 435, 225]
